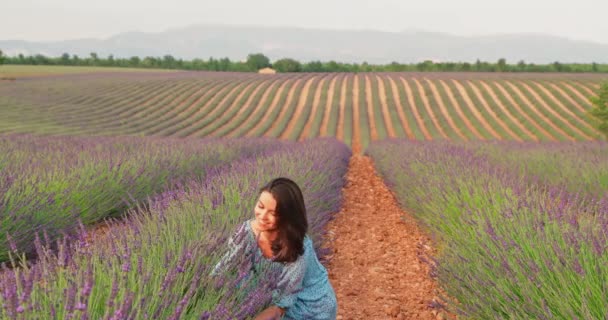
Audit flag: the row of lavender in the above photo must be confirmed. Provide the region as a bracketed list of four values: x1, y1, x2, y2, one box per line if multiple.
[0, 134, 284, 262]
[367, 140, 608, 319]
[0, 137, 350, 319]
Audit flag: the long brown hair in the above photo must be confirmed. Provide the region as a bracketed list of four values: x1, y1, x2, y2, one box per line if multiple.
[260, 177, 308, 263]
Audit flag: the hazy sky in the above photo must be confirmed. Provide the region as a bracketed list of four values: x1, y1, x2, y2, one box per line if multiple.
[3, 0, 607, 44]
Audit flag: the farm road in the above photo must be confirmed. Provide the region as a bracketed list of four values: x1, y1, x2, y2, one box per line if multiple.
[324, 142, 446, 320]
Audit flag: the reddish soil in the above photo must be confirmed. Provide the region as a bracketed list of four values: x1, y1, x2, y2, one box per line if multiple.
[325, 143, 448, 320]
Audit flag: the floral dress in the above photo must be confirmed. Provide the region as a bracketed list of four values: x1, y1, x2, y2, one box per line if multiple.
[213, 219, 337, 319]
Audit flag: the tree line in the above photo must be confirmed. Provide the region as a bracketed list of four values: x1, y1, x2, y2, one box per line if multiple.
[1, 51, 608, 73]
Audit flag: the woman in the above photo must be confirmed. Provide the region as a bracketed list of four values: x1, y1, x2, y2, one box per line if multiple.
[212, 177, 337, 320]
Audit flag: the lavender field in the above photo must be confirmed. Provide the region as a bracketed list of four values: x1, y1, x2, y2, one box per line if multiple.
[368, 140, 608, 319]
[0, 135, 350, 319]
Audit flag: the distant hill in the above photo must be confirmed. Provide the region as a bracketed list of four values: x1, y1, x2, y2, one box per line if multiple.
[2, 24, 608, 64]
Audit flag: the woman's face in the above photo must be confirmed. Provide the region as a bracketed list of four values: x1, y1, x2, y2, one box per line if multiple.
[255, 191, 278, 232]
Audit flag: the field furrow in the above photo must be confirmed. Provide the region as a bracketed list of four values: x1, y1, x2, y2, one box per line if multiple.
[280, 76, 318, 140]
[143, 80, 217, 135]
[190, 79, 260, 137]
[557, 82, 594, 110]
[174, 78, 250, 137]
[336, 76, 348, 141]
[518, 82, 592, 140]
[530, 81, 598, 135]
[504, 81, 574, 141]
[223, 78, 282, 138]
[412, 78, 449, 139]
[386, 76, 416, 139]
[299, 76, 327, 140]
[263, 75, 308, 138]
[154, 79, 231, 136]
[399, 77, 432, 140]
[364, 75, 379, 140]
[425, 78, 467, 140]
[479, 81, 540, 141]
[210, 79, 273, 137]
[375, 75, 397, 138]
[451, 80, 502, 140]
[319, 75, 339, 137]
[245, 75, 299, 137]
[467, 80, 522, 141]
[352, 75, 362, 146]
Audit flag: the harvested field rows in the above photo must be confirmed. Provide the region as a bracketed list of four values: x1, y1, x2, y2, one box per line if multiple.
[1, 71, 605, 147]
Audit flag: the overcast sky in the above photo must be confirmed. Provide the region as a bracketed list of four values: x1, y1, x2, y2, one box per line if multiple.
[3, 0, 607, 44]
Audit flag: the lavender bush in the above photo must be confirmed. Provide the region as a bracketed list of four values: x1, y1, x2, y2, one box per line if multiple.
[368, 139, 608, 319]
[0, 134, 283, 262]
[0, 137, 350, 319]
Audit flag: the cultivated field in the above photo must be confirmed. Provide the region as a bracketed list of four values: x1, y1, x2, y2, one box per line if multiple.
[1, 66, 607, 319]
[0, 69, 606, 147]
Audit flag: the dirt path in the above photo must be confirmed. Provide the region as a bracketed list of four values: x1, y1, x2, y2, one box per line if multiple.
[325, 142, 445, 320]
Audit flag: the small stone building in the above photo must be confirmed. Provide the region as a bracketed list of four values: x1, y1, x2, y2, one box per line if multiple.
[258, 67, 277, 74]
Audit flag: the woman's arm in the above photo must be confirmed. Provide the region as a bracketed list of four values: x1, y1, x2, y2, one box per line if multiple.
[253, 306, 285, 320]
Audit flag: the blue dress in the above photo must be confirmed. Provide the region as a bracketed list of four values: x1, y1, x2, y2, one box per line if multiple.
[213, 219, 337, 319]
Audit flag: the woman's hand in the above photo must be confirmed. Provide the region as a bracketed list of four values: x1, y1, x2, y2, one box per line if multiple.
[253, 306, 285, 320]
